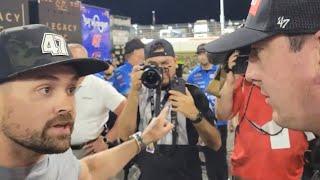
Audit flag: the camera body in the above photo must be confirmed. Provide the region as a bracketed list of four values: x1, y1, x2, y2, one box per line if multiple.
[170, 77, 186, 94]
[141, 64, 163, 89]
[208, 47, 250, 74]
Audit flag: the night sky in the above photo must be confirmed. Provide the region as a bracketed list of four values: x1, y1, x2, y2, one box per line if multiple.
[83, 0, 252, 25]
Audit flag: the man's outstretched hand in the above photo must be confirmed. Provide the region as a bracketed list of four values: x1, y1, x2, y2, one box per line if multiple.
[141, 107, 174, 145]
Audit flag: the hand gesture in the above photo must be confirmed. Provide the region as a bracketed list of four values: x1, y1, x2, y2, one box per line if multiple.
[141, 107, 174, 145]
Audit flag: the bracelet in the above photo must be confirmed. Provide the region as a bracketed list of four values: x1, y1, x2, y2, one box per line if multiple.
[129, 132, 147, 153]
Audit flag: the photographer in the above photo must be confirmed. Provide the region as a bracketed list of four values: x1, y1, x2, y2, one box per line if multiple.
[117, 39, 221, 180]
[214, 49, 309, 180]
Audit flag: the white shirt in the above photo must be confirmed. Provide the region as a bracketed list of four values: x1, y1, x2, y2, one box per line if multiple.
[71, 75, 125, 145]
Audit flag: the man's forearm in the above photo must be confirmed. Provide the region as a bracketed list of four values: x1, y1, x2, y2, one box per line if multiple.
[194, 118, 221, 151]
[81, 139, 139, 180]
[216, 82, 234, 120]
[117, 90, 139, 139]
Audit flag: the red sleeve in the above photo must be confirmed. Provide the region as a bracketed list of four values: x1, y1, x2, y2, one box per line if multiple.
[231, 76, 245, 116]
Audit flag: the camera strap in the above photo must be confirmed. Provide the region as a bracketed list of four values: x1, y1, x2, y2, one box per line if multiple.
[149, 88, 178, 145]
[149, 89, 169, 118]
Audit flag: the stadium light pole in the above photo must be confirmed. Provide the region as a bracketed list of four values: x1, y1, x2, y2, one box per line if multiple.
[220, 0, 225, 34]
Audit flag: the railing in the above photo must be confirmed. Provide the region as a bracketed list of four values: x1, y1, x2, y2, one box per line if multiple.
[129, 20, 245, 39]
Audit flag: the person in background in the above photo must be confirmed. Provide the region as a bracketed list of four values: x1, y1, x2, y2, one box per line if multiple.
[113, 38, 145, 96]
[104, 61, 115, 84]
[68, 43, 127, 159]
[187, 43, 228, 180]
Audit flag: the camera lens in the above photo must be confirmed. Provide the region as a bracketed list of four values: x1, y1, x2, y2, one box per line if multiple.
[141, 66, 162, 89]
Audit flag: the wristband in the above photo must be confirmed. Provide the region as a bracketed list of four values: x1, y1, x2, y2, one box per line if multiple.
[192, 111, 203, 124]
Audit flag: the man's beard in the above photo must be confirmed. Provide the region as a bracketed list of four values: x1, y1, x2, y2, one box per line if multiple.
[200, 61, 210, 67]
[2, 113, 74, 154]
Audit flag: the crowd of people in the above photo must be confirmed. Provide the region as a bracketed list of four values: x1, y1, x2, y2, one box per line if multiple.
[1, 0, 320, 180]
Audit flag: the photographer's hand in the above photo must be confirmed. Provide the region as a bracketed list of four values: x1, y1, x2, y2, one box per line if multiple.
[225, 51, 239, 87]
[169, 89, 222, 150]
[168, 89, 199, 120]
[130, 65, 143, 92]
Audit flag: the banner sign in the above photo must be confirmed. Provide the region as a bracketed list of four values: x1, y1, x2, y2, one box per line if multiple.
[37, 0, 82, 43]
[0, 0, 29, 31]
[81, 4, 111, 61]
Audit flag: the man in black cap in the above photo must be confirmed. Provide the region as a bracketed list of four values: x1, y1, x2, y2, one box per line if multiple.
[0, 24, 173, 179]
[113, 38, 145, 96]
[205, 0, 320, 178]
[117, 39, 221, 180]
[205, 0, 320, 136]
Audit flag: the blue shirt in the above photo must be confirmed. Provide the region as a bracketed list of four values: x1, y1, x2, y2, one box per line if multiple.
[187, 65, 227, 126]
[113, 61, 133, 95]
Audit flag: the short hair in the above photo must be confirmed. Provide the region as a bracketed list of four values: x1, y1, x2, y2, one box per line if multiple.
[68, 43, 88, 57]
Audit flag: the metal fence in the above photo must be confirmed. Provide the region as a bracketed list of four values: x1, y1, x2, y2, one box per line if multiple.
[130, 19, 245, 39]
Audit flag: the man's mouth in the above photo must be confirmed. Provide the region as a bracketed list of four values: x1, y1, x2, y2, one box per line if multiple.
[50, 122, 73, 135]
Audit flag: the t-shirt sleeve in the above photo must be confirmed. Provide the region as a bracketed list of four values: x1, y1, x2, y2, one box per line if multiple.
[231, 77, 245, 116]
[97, 77, 126, 112]
[52, 148, 81, 179]
[113, 70, 131, 96]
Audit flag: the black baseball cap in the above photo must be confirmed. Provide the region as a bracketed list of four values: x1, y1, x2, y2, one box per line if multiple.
[145, 39, 175, 59]
[196, 43, 206, 54]
[205, 0, 320, 53]
[124, 38, 145, 55]
[0, 24, 107, 82]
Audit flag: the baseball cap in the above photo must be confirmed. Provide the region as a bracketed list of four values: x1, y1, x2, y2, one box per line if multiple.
[205, 0, 320, 53]
[145, 39, 175, 59]
[0, 24, 107, 82]
[124, 38, 145, 55]
[196, 43, 206, 54]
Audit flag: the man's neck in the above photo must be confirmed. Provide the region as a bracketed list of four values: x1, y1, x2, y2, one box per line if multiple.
[0, 133, 43, 168]
[201, 63, 212, 70]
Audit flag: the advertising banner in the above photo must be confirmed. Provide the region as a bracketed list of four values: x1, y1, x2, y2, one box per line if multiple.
[0, 0, 29, 31]
[37, 0, 82, 43]
[81, 4, 111, 61]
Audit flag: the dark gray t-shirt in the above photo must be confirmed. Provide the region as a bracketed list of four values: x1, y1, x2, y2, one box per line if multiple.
[0, 149, 81, 180]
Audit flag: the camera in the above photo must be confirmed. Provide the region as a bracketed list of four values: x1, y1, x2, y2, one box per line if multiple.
[170, 77, 186, 94]
[141, 64, 163, 89]
[208, 46, 250, 74]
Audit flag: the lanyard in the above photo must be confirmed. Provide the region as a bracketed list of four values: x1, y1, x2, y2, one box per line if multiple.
[148, 88, 178, 145]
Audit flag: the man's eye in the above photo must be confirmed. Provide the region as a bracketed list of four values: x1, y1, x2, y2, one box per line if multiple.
[67, 86, 77, 95]
[38, 87, 51, 95]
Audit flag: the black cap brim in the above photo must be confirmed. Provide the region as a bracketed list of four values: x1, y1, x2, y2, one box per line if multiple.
[63, 58, 108, 76]
[204, 27, 275, 53]
[7, 58, 108, 79]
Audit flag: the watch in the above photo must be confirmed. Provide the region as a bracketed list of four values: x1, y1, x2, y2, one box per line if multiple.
[129, 131, 147, 153]
[192, 111, 203, 124]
